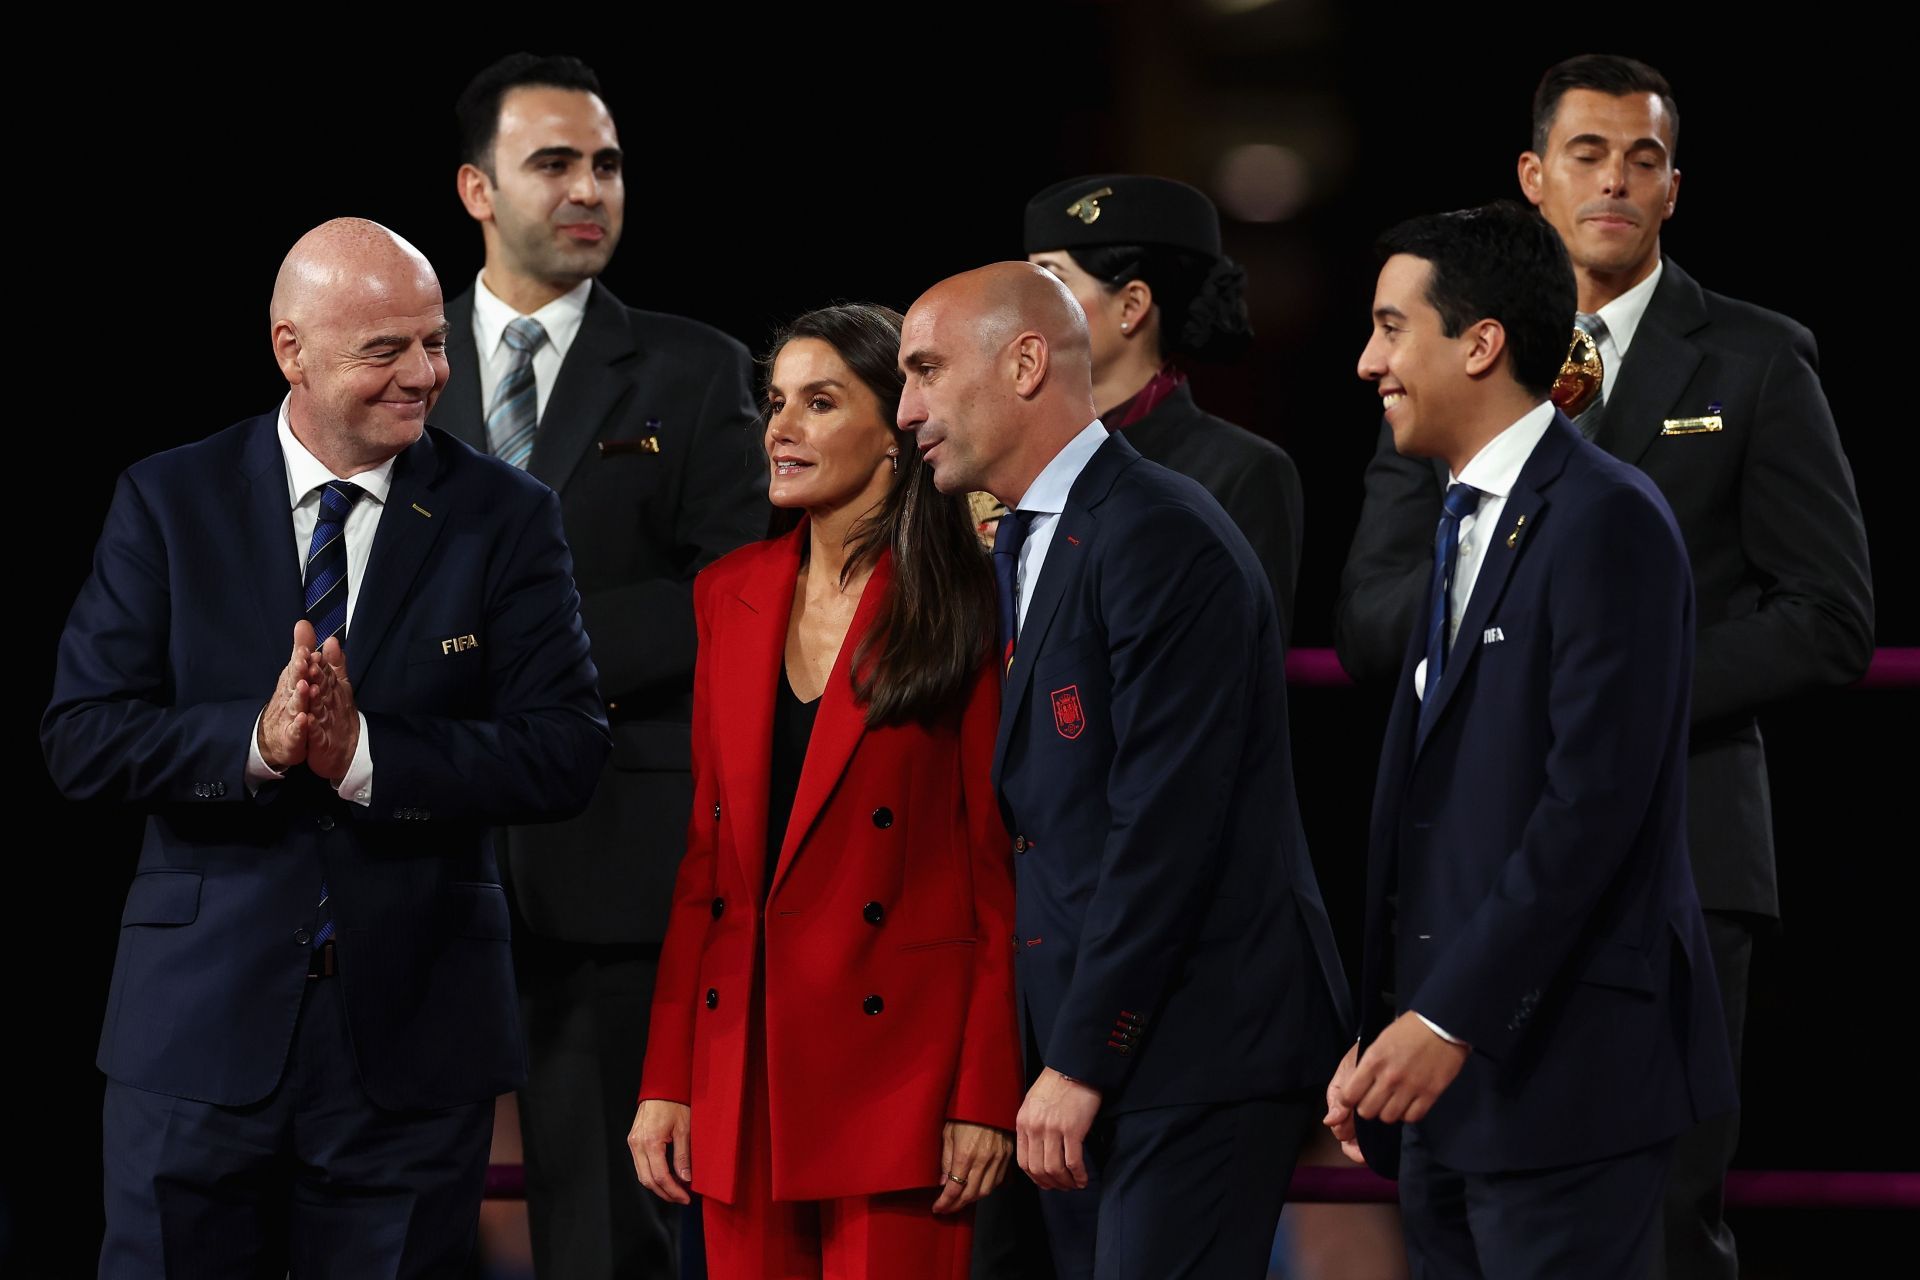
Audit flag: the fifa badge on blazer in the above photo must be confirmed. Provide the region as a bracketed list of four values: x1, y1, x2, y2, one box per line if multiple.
[1663, 401, 1725, 435]
[1051, 685, 1086, 740]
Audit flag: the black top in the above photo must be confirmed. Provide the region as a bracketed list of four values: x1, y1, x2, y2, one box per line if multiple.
[765, 663, 820, 897]
[1109, 382, 1304, 644]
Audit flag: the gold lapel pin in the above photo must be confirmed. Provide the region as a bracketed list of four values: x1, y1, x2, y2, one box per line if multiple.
[411, 502, 433, 518]
[1506, 513, 1527, 548]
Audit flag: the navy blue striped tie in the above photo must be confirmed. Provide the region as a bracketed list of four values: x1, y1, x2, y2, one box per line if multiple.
[487, 316, 548, 469]
[303, 480, 362, 951]
[304, 481, 364, 646]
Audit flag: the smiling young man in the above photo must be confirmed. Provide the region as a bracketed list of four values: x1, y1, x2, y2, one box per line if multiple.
[1332, 57, 1874, 1278]
[430, 53, 767, 1280]
[1327, 201, 1735, 1280]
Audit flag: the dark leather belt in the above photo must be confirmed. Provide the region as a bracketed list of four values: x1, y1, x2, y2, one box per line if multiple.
[307, 940, 338, 980]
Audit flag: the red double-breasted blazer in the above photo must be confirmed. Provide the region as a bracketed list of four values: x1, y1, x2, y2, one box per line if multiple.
[639, 529, 1021, 1204]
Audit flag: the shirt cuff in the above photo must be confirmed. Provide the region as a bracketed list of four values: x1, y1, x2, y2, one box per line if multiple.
[335, 712, 373, 807]
[1416, 1013, 1468, 1047]
[246, 711, 286, 795]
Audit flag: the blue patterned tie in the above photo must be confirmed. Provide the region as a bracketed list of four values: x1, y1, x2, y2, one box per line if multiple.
[992, 509, 1034, 673]
[486, 316, 549, 469]
[1572, 312, 1608, 439]
[1418, 482, 1483, 733]
[303, 480, 363, 951]
[304, 481, 364, 646]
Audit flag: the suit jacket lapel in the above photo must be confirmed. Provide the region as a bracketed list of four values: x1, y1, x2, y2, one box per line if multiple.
[239, 415, 306, 656]
[1592, 259, 1709, 468]
[992, 435, 1133, 781]
[768, 551, 896, 899]
[432, 290, 489, 454]
[1414, 416, 1575, 756]
[347, 433, 447, 684]
[713, 530, 799, 900]
[528, 281, 638, 491]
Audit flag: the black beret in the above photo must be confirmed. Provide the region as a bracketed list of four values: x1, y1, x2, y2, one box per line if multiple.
[1023, 173, 1222, 259]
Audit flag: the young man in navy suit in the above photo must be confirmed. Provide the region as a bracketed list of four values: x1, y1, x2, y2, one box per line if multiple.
[898, 262, 1348, 1279]
[1333, 57, 1874, 1277]
[1325, 203, 1735, 1279]
[43, 219, 609, 1278]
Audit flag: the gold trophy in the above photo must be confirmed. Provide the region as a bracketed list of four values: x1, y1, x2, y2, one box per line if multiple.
[1550, 322, 1603, 418]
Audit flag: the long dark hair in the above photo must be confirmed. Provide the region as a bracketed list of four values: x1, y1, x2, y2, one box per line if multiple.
[1067, 243, 1253, 363]
[763, 304, 996, 727]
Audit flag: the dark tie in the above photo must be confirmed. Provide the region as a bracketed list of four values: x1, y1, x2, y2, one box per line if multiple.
[304, 481, 365, 646]
[1418, 482, 1483, 733]
[487, 316, 549, 469]
[302, 480, 364, 951]
[992, 509, 1034, 673]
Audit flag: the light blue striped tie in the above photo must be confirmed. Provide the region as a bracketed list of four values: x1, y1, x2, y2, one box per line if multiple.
[487, 316, 549, 469]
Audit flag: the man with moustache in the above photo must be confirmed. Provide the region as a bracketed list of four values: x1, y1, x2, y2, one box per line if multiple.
[433, 54, 765, 1278]
[43, 218, 609, 1277]
[899, 262, 1348, 1279]
[1333, 55, 1873, 1279]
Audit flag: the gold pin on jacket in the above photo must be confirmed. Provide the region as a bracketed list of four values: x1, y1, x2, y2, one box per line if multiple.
[1506, 513, 1527, 549]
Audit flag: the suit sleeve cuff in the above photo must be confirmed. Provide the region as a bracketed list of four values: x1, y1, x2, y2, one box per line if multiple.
[334, 712, 373, 807]
[1414, 1012, 1468, 1047]
[246, 711, 285, 795]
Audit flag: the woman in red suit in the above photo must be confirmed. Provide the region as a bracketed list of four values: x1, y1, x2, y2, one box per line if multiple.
[629, 303, 1020, 1278]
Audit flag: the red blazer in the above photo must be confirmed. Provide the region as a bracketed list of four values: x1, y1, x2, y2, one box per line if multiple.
[640, 529, 1021, 1204]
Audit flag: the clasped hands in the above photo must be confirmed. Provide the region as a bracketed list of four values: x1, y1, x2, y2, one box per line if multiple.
[258, 620, 359, 782]
[1323, 1011, 1471, 1164]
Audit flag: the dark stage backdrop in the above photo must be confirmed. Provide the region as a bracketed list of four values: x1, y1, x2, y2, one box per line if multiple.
[11, 12, 1911, 1276]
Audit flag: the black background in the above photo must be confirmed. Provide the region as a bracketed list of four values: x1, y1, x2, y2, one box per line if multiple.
[9, 8, 1912, 1275]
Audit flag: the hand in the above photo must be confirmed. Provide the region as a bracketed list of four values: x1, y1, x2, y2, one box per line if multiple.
[1344, 1012, 1470, 1128]
[1322, 1042, 1365, 1164]
[934, 1120, 1013, 1214]
[628, 1100, 693, 1205]
[304, 633, 360, 783]
[1016, 1067, 1102, 1191]
[257, 622, 320, 770]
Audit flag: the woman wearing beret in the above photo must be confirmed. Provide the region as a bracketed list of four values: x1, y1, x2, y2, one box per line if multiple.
[1025, 173, 1305, 641]
[628, 303, 1020, 1278]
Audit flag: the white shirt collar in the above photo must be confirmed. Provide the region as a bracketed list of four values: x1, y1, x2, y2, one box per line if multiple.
[1013, 420, 1109, 514]
[1595, 257, 1663, 358]
[472, 272, 593, 363]
[275, 395, 396, 510]
[1452, 399, 1557, 500]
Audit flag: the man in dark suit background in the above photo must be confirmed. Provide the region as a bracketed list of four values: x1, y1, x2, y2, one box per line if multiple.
[432, 54, 766, 1277]
[1326, 202, 1735, 1279]
[42, 218, 610, 1277]
[898, 262, 1348, 1279]
[1332, 55, 1873, 1279]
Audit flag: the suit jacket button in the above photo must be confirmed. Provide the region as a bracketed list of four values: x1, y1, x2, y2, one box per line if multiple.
[317, 814, 335, 831]
[871, 807, 893, 829]
[863, 901, 885, 925]
[863, 995, 884, 1015]
[705, 988, 719, 1010]
[211, 781, 226, 797]
[711, 897, 725, 920]
[713, 802, 721, 821]
[294, 928, 312, 946]
[1013, 835, 1027, 854]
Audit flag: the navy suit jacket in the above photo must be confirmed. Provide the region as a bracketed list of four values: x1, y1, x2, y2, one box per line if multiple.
[992, 433, 1348, 1112]
[1336, 260, 1874, 918]
[1356, 414, 1736, 1177]
[42, 414, 611, 1112]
